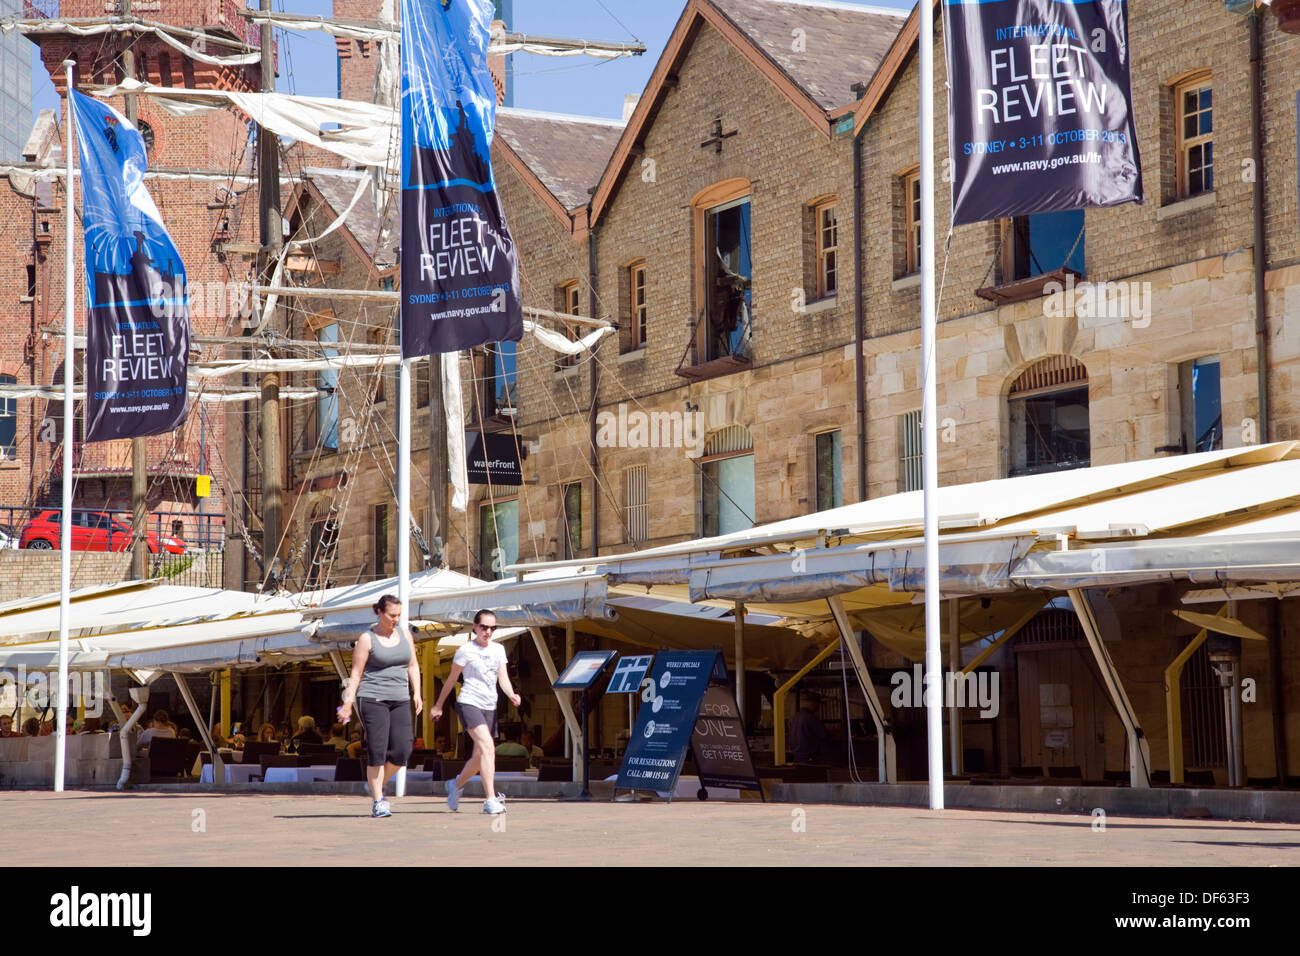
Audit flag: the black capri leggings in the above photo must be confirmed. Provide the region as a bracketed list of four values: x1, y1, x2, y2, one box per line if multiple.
[358, 697, 413, 769]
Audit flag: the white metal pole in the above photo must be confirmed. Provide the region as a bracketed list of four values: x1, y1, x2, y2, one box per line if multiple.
[398, 358, 411, 621]
[55, 60, 76, 793]
[394, 357, 411, 799]
[919, 0, 945, 810]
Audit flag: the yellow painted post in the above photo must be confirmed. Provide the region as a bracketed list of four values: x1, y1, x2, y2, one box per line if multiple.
[1166, 628, 1209, 785]
[421, 642, 435, 746]
[772, 641, 840, 766]
[219, 669, 231, 738]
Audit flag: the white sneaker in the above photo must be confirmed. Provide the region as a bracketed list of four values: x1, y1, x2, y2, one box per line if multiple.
[446, 779, 462, 812]
[371, 799, 391, 818]
[494, 791, 507, 808]
[482, 795, 505, 815]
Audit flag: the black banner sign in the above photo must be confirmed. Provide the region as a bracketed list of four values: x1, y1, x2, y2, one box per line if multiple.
[943, 0, 1143, 225]
[465, 431, 522, 485]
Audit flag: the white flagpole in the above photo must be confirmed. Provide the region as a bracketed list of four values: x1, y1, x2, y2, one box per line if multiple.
[55, 60, 76, 793]
[398, 358, 411, 623]
[919, 0, 945, 810]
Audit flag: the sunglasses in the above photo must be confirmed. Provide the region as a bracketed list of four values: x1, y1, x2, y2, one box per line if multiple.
[476, 624, 497, 631]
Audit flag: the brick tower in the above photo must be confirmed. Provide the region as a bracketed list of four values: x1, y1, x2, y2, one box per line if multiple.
[20, 0, 270, 565]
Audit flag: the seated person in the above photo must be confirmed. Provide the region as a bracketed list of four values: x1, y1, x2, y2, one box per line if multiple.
[291, 715, 323, 749]
[256, 723, 277, 744]
[323, 722, 349, 752]
[22, 717, 40, 737]
[345, 729, 364, 761]
[494, 725, 529, 759]
[209, 723, 228, 749]
[137, 709, 177, 752]
[277, 722, 295, 753]
[434, 732, 452, 758]
[520, 729, 544, 765]
[78, 717, 105, 734]
[790, 693, 829, 764]
[0, 715, 17, 738]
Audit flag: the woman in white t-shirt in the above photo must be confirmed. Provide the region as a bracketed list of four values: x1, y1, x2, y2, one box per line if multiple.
[432, 609, 521, 815]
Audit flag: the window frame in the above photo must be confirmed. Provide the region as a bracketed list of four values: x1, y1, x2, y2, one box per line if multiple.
[904, 169, 922, 277]
[0, 373, 17, 459]
[900, 409, 923, 493]
[814, 201, 839, 299]
[556, 280, 582, 370]
[628, 260, 648, 349]
[691, 179, 752, 366]
[1175, 73, 1213, 200]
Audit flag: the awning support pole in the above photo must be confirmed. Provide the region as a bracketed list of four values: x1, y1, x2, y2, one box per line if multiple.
[826, 595, 896, 783]
[174, 672, 222, 782]
[773, 640, 841, 766]
[949, 598, 962, 776]
[528, 626, 583, 779]
[219, 668, 231, 741]
[1166, 622, 1213, 785]
[565, 622, 577, 776]
[1069, 588, 1150, 788]
[734, 601, 745, 724]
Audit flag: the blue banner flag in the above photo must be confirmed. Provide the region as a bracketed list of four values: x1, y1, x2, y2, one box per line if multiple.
[943, 0, 1143, 226]
[400, 0, 522, 357]
[71, 90, 190, 442]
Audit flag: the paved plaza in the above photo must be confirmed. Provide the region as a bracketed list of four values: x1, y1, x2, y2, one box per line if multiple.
[5, 791, 1298, 866]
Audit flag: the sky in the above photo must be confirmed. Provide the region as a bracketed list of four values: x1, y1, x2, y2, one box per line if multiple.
[30, 0, 917, 125]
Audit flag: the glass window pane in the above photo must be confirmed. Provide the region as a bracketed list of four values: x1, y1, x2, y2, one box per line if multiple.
[702, 454, 755, 536]
[1192, 358, 1222, 452]
[1184, 113, 1197, 139]
[1199, 87, 1211, 113]
[816, 431, 842, 511]
[479, 499, 518, 579]
[563, 483, 581, 559]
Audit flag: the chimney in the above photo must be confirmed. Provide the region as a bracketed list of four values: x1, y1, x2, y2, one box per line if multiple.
[488, 19, 508, 106]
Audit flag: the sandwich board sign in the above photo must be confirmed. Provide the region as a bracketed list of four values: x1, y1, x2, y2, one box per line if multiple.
[616, 650, 761, 799]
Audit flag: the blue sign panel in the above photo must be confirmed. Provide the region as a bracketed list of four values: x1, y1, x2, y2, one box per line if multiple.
[616, 650, 719, 792]
[605, 654, 653, 694]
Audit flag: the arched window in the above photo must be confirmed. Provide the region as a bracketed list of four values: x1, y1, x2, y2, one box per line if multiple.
[701, 425, 754, 536]
[1008, 356, 1090, 477]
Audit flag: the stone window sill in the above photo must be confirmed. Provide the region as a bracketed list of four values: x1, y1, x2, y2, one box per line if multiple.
[618, 347, 646, 363]
[802, 295, 838, 315]
[1157, 191, 1216, 222]
[892, 273, 921, 293]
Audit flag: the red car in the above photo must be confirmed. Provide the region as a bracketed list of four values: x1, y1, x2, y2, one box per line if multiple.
[19, 511, 188, 554]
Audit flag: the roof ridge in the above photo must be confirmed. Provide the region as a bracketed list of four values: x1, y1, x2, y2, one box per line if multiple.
[722, 0, 909, 16]
[496, 106, 627, 128]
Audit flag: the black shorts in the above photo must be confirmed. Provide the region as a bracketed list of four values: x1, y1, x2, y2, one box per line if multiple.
[358, 697, 413, 769]
[455, 702, 497, 739]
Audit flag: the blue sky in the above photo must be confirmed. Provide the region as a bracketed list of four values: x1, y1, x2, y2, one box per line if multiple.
[32, 0, 916, 124]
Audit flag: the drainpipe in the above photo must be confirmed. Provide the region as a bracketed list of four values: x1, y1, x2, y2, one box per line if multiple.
[1250, 13, 1270, 443]
[587, 208, 601, 558]
[115, 689, 150, 790]
[853, 113, 867, 501]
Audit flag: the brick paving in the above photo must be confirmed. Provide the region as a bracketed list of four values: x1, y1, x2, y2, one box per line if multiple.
[4, 790, 1297, 866]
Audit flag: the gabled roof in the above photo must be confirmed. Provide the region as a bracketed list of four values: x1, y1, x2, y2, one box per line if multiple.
[494, 107, 625, 213]
[589, 0, 906, 225]
[287, 168, 398, 278]
[709, 0, 906, 111]
[851, 0, 934, 136]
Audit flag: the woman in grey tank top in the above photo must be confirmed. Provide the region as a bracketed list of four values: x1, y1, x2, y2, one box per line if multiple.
[337, 594, 422, 818]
